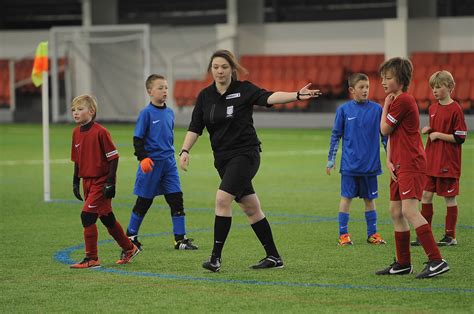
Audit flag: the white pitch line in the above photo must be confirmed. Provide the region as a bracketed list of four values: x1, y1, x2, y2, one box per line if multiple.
[2, 145, 470, 166]
[0, 150, 329, 166]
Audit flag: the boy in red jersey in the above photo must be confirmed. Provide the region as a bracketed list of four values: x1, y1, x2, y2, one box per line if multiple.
[375, 58, 449, 279]
[411, 71, 467, 247]
[70, 95, 140, 268]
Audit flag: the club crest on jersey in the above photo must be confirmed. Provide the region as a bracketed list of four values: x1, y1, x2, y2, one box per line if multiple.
[225, 93, 240, 100]
[226, 106, 234, 118]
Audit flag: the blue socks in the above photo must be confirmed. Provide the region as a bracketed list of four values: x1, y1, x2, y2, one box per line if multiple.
[127, 212, 187, 241]
[338, 212, 349, 235]
[172, 215, 186, 239]
[127, 212, 144, 236]
[365, 210, 377, 237]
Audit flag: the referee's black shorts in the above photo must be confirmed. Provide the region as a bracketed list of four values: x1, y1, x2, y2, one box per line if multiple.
[214, 148, 260, 203]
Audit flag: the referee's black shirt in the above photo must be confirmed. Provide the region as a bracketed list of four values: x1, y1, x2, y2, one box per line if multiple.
[188, 79, 273, 160]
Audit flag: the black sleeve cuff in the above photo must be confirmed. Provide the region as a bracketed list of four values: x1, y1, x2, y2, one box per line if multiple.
[133, 136, 148, 161]
[453, 133, 465, 144]
[107, 158, 118, 184]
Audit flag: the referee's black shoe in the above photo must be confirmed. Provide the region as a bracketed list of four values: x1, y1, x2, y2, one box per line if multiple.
[202, 256, 221, 272]
[250, 256, 284, 269]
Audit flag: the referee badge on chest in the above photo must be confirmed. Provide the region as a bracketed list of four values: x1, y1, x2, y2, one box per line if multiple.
[226, 105, 234, 118]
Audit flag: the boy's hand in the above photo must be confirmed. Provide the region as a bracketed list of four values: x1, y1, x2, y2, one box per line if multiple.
[326, 160, 335, 176]
[429, 132, 440, 141]
[140, 157, 154, 173]
[179, 152, 189, 171]
[384, 93, 395, 107]
[421, 126, 432, 134]
[103, 184, 116, 199]
[386, 160, 397, 182]
[73, 183, 83, 201]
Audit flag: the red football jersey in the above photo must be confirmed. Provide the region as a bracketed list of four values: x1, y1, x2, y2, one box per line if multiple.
[71, 122, 119, 178]
[386, 93, 426, 174]
[425, 101, 467, 178]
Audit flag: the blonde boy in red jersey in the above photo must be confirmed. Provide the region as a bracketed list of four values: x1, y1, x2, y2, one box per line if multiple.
[411, 71, 467, 247]
[376, 58, 449, 279]
[70, 95, 140, 268]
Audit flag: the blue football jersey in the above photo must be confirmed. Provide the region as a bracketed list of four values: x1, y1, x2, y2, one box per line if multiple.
[327, 100, 387, 176]
[134, 103, 175, 160]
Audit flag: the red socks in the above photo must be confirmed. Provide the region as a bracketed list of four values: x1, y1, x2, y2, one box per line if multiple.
[445, 206, 458, 238]
[416, 224, 442, 261]
[107, 221, 134, 251]
[395, 231, 411, 266]
[421, 203, 434, 225]
[84, 225, 98, 259]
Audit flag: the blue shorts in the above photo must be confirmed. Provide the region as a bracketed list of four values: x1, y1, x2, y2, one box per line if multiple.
[134, 156, 181, 199]
[341, 175, 378, 200]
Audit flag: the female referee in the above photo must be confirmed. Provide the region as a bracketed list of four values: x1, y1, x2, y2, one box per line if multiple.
[178, 49, 321, 272]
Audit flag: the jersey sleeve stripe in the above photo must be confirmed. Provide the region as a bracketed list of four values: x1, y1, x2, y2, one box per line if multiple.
[106, 150, 118, 158]
[454, 130, 467, 136]
[387, 113, 397, 124]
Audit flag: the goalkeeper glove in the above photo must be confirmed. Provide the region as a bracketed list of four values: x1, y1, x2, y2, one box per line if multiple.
[73, 176, 83, 201]
[103, 183, 116, 199]
[140, 157, 154, 173]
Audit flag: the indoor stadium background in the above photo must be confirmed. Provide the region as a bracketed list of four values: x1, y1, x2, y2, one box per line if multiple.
[1, 1, 473, 312]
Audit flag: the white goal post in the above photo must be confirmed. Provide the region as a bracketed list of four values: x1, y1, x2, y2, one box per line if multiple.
[49, 24, 151, 123]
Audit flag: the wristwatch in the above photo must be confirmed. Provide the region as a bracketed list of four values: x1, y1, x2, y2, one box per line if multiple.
[179, 149, 189, 156]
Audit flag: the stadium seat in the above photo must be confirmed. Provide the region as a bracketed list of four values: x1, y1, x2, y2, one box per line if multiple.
[328, 67, 344, 95]
[413, 65, 428, 81]
[453, 80, 471, 102]
[411, 52, 437, 67]
[453, 65, 468, 80]
[447, 52, 464, 66]
[326, 55, 343, 68]
[464, 53, 474, 65]
[413, 79, 431, 110]
[365, 54, 384, 74]
[347, 54, 366, 73]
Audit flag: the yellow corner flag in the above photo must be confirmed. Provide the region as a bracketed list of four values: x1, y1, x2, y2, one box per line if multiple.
[31, 41, 49, 87]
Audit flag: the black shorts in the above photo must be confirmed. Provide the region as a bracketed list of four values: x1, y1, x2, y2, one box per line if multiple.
[214, 148, 260, 203]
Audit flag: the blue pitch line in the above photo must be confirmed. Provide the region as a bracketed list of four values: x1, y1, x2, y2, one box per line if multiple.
[54, 227, 474, 294]
[50, 198, 474, 229]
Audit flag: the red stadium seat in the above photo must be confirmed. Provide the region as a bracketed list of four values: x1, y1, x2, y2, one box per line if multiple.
[448, 52, 464, 66]
[413, 79, 431, 103]
[328, 67, 344, 95]
[411, 52, 437, 67]
[347, 54, 365, 73]
[453, 65, 468, 80]
[453, 80, 470, 101]
[365, 54, 384, 74]
[464, 53, 474, 65]
[326, 55, 343, 68]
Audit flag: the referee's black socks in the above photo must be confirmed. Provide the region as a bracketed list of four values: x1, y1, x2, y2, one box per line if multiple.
[212, 216, 232, 259]
[251, 217, 280, 258]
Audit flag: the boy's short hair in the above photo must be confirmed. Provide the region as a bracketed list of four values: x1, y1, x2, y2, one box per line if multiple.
[348, 73, 369, 88]
[146, 74, 166, 91]
[379, 57, 413, 92]
[429, 70, 455, 90]
[71, 94, 98, 120]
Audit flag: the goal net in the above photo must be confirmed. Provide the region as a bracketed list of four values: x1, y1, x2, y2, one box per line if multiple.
[50, 24, 151, 122]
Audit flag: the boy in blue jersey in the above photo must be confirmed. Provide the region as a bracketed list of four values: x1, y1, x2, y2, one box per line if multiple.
[126, 74, 198, 250]
[326, 73, 387, 246]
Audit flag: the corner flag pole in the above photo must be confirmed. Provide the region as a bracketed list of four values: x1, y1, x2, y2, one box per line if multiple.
[32, 42, 51, 202]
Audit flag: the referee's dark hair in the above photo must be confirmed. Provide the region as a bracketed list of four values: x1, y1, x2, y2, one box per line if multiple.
[145, 74, 166, 91]
[207, 50, 248, 80]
